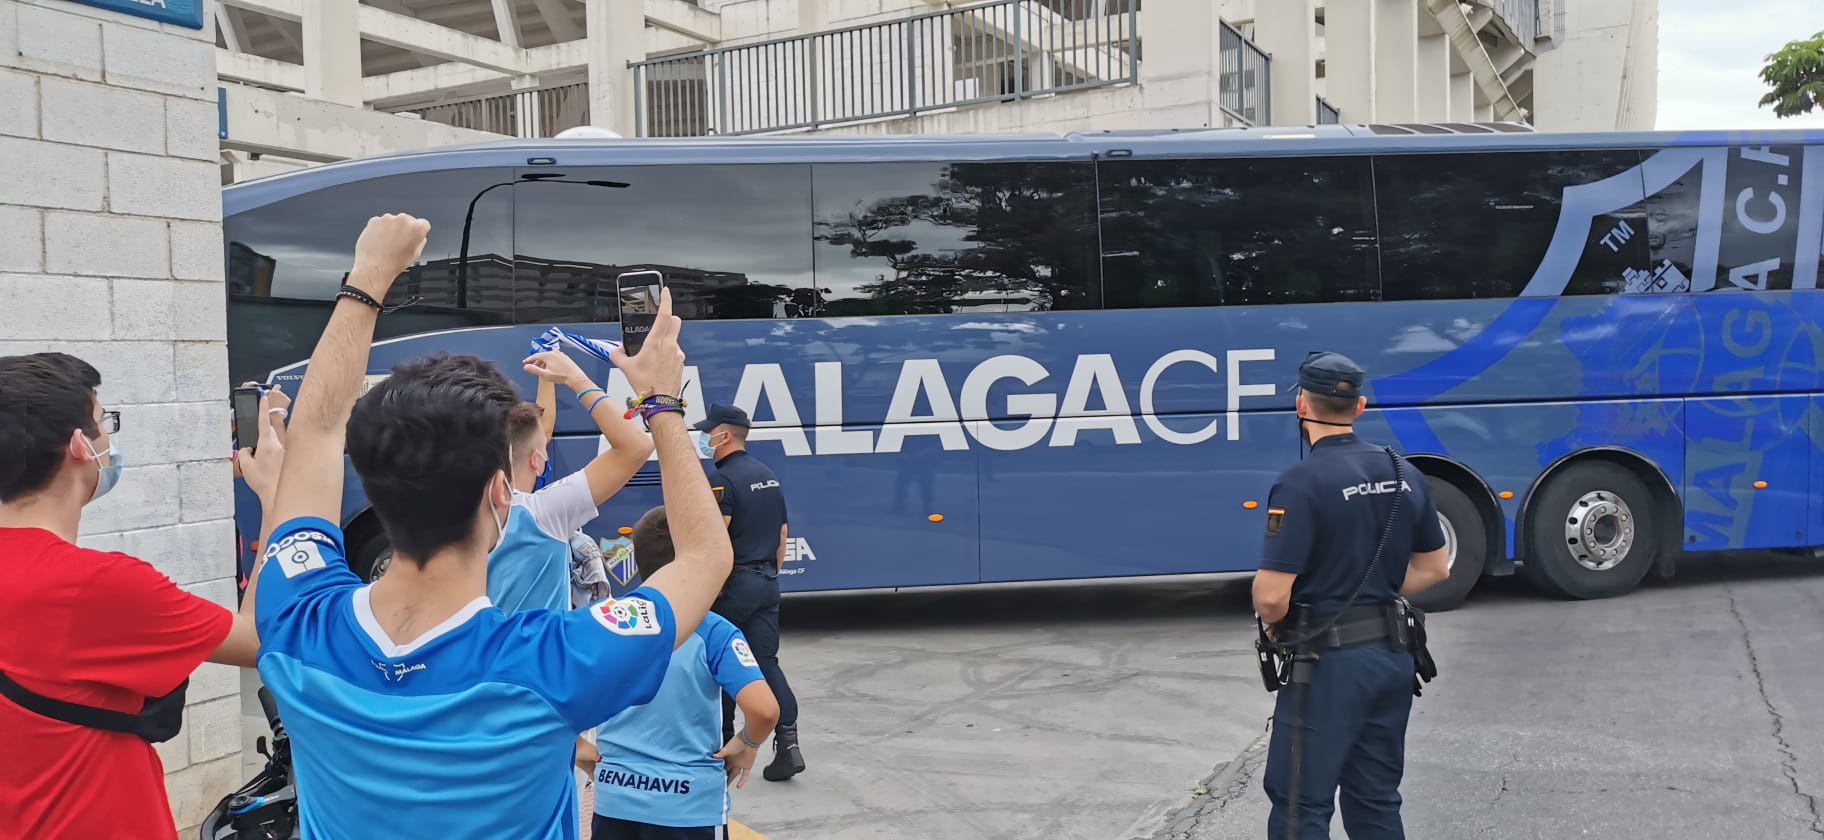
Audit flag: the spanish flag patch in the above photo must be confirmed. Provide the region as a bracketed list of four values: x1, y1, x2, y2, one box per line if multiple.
[1265, 507, 1285, 535]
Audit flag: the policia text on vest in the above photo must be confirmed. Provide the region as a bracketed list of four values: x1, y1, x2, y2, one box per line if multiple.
[1251, 351, 1449, 840]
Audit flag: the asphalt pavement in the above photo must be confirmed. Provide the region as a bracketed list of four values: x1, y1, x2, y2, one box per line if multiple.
[723, 574, 1275, 840]
[1155, 552, 1824, 840]
[237, 553, 1824, 839]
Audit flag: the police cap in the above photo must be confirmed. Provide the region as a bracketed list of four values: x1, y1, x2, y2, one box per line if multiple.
[692, 403, 752, 431]
[1296, 351, 1366, 398]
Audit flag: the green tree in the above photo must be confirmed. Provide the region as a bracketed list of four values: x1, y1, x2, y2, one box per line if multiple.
[1758, 31, 1824, 118]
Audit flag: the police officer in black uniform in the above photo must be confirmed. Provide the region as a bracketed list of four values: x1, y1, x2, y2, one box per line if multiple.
[1253, 352, 1451, 840]
[694, 404, 805, 782]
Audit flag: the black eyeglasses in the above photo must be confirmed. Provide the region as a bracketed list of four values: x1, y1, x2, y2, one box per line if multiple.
[98, 411, 120, 435]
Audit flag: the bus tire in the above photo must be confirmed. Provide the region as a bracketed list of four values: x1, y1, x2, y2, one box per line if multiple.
[346, 521, 394, 583]
[1407, 479, 1485, 613]
[1520, 461, 1658, 600]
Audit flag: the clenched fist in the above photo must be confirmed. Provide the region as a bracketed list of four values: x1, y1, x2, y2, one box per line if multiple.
[350, 213, 431, 300]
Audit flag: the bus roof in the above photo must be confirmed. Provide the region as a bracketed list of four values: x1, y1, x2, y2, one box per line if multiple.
[224, 122, 1824, 216]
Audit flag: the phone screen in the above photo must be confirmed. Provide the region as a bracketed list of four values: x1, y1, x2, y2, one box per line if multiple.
[616, 270, 665, 355]
[232, 387, 263, 453]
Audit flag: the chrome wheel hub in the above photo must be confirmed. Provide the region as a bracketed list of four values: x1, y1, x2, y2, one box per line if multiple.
[1563, 490, 1635, 572]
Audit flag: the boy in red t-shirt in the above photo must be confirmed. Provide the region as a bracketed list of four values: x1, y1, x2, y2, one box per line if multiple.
[0, 353, 281, 840]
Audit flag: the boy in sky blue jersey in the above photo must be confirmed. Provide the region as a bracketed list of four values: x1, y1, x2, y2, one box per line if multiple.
[592, 507, 781, 840]
[250, 215, 733, 840]
[491, 347, 651, 616]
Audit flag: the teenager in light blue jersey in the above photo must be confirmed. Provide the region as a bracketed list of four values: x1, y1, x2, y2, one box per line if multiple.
[250, 215, 733, 840]
[592, 506, 781, 840]
[490, 347, 652, 615]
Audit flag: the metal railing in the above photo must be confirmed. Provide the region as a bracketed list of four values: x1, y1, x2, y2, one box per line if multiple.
[1316, 95, 1340, 124]
[630, 0, 1139, 137]
[389, 82, 590, 139]
[1488, 0, 1539, 47]
[1218, 20, 1270, 126]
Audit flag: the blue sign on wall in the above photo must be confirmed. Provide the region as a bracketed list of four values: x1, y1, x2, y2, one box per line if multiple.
[217, 86, 227, 140]
[66, 0, 205, 30]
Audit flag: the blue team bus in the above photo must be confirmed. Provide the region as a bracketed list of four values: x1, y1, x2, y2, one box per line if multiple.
[225, 123, 1824, 612]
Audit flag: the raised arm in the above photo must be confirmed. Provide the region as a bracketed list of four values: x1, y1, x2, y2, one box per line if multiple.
[611, 291, 732, 646]
[523, 347, 654, 505]
[266, 214, 428, 532]
[209, 390, 289, 667]
[535, 374, 557, 443]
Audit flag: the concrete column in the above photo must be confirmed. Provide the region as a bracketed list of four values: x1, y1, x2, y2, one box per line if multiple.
[1416, 33, 1449, 121]
[1135, 0, 1223, 126]
[1324, 0, 1376, 122]
[1373, 0, 1418, 122]
[1449, 69, 1475, 121]
[0, 0, 242, 834]
[1255, 0, 1315, 125]
[303, 0, 363, 106]
[586, 0, 644, 135]
[512, 75, 542, 138]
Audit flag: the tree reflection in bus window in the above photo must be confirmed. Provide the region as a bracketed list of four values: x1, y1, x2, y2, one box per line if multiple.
[1097, 156, 1381, 309]
[510, 164, 813, 324]
[810, 161, 1102, 316]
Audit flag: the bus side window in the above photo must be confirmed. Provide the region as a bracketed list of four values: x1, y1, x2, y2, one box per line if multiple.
[510, 163, 814, 325]
[1644, 144, 1815, 294]
[1376, 150, 1650, 301]
[222, 167, 518, 386]
[810, 161, 1103, 316]
[1096, 156, 1381, 310]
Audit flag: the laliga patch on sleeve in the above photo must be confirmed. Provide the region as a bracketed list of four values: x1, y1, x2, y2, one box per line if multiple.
[266, 530, 332, 579]
[1265, 507, 1285, 536]
[590, 597, 663, 637]
[731, 638, 759, 669]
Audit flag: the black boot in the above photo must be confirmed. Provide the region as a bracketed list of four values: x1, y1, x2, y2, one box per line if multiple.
[762, 723, 806, 782]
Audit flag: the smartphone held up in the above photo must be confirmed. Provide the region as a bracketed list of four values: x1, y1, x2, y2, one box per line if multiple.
[231, 385, 264, 453]
[616, 270, 665, 356]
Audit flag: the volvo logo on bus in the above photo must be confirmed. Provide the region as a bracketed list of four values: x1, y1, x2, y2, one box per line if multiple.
[596, 349, 1279, 457]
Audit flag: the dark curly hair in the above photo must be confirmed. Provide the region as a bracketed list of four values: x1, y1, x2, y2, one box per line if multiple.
[346, 353, 518, 565]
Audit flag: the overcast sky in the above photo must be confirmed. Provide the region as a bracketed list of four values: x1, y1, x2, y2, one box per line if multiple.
[1658, 0, 1824, 130]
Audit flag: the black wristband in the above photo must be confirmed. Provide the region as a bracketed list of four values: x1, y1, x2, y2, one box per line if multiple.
[336, 285, 421, 314]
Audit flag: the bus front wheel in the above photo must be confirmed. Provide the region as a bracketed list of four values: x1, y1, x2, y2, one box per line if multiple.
[1521, 461, 1659, 600]
[1407, 479, 1485, 613]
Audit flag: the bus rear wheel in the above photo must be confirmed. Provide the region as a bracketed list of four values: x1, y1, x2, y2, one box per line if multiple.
[1521, 461, 1659, 600]
[1407, 479, 1485, 613]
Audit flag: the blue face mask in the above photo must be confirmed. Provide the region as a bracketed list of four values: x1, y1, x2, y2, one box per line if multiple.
[695, 431, 720, 460]
[84, 438, 124, 504]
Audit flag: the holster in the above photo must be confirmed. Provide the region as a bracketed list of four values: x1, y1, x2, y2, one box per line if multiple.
[1403, 599, 1440, 697]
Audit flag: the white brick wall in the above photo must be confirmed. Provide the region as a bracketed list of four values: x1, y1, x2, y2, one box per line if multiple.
[0, 2, 237, 835]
